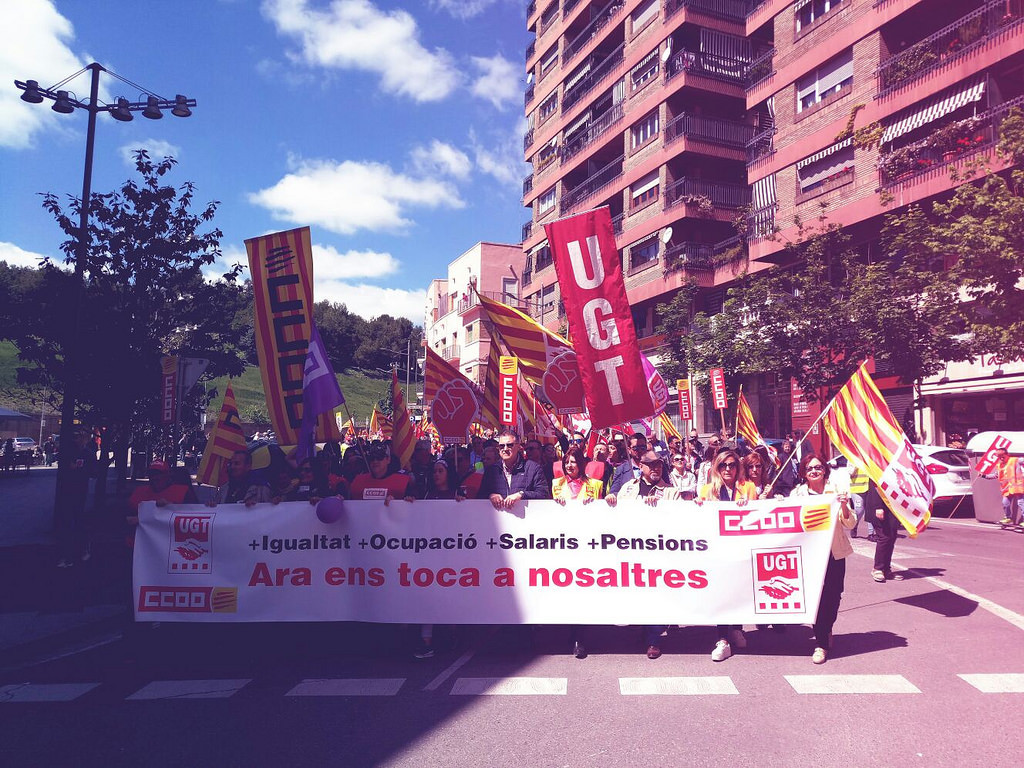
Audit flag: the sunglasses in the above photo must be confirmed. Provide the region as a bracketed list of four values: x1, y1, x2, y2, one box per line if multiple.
[498, 444, 516, 451]
[719, 461, 738, 469]
[672, 457, 685, 462]
[806, 465, 825, 472]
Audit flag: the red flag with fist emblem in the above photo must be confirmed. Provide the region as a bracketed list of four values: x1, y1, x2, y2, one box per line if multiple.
[431, 379, 480, 444]
[542, 349, 586, 415]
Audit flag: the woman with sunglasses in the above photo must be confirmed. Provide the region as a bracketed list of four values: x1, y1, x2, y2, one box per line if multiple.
[741, 450, 774, 500]
[698, 450, 757, 661]
[790, 453, 856, 664]
[667, 453, 697, 500]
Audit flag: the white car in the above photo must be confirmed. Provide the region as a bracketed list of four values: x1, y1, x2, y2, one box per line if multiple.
[912, 444, 973, 500]
[13, 437, 38, 454]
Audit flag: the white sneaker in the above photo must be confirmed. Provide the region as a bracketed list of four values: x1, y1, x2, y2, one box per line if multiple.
[711, 639, 732, 662]
[729, 629, 747, 649]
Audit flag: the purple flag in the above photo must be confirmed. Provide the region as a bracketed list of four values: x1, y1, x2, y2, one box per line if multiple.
[297, 323, 345, 462]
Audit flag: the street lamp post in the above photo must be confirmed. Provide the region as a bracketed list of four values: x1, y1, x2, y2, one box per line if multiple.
[14, 63, 195, 535]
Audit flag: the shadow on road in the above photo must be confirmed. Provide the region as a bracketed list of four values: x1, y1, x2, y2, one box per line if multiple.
[894, 589, 978, 618]
[827, 630, 908, 659]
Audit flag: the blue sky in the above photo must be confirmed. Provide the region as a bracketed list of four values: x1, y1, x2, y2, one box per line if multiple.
[0, 0, 530, 322]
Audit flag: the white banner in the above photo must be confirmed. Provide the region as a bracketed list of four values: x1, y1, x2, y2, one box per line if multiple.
[133, 498, 838, 625]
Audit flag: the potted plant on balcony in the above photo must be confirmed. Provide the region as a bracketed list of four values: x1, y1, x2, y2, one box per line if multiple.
[681, 194, 715, 218]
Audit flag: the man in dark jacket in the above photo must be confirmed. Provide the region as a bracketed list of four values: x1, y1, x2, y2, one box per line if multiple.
[481, 429, 550, 509]
[608, 433, 648, 495]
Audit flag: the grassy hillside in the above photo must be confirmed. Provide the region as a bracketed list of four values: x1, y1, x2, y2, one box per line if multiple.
[0, 340, 391, 428]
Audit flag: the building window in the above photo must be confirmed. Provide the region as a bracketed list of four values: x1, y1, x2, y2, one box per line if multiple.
[538, 186, 557, 216]
[797, 144, 854, 193]
[536, 138, 558, 171]
[539, 91, 558, 122]
[630, 49, 659, 91]
[630, 110, 659, 149]
[534, 243, 553, 270]
[797, 50, 852, 113]
[630, 170, 660, 209]
[630, 236, 659, 270]
[631, 0, 658, 34]
[795, 0, 845, 35]
[540, 45, 559, 78]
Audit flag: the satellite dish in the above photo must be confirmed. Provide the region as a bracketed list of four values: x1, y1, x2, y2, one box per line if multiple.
[661, 226, 673, 244]
[662, 38, 672, 60]
[526, 72, 534, 84]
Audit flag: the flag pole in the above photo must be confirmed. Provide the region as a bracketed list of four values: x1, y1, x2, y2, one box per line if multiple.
[765, 379, 846, 491]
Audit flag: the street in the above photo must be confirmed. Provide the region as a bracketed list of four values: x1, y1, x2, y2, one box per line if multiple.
[1, 469, 1023, 767]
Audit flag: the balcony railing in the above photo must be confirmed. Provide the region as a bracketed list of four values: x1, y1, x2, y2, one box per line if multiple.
[537, 2, 561, 38]
[528, 1, 537, 19]
[562, 44, 624, 111]
[523, 173, 534, 196]
[611, 211, 624, 234]
[664, 178, 751, 211]
[878, 95, 1024, 186]
[524, 82, 535, 107]
[441, 345, 461, 362]
[561, 103, 624, 162]
[746, 203, 776, 241]
[522, 220, 534, 241]
[664, 112, 757, 149]
[523, 127, 535, 151]
[563, 0, 625, 63]
[877, 0, 1023, 96]
[746, 127, 775, 164]
[665, 0, 754, 24]
[560, 156, 624, 211]
[526, 41, 536, 62]
[563, 0, 583, 17]
[664, 241, 714, 272]
[743, 47, 775, 89]
[458, 290, 526, 314]
[665, 49, 748, 85]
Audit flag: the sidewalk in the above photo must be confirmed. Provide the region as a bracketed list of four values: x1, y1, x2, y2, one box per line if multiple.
[0, 466, 133, 665]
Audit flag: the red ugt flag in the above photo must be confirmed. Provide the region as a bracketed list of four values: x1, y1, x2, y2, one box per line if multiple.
[544, 208, 653, 429]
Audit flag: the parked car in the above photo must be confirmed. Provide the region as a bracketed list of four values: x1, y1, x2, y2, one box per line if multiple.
[913, 445, 972, 499]
[13, 437, 38, 454]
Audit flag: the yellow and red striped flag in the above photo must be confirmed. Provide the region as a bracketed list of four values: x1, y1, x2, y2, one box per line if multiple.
[735, 390, 764, 447]
[195, 382, 248, 487]
[823, 362, 934, 537]
[423, 346, 479, 404]
[390, 369, 417, 470]
[659, 412, 681, 441]
[476, 292, 570, 387]
[369, 406, 392, 439]
[479, 341, 505, 429]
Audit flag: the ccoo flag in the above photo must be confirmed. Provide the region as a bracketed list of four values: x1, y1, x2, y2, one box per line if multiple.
[823, 361, 934, 537]
[196, 382, 248, 487]
[296, 323, 345, 462]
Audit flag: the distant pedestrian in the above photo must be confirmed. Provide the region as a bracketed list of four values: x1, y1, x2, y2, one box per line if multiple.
[866, 481, 904, 583]
[994, 448, 1024, 527]
[55, 429, 97, 568]
[43, 436, 56, 467]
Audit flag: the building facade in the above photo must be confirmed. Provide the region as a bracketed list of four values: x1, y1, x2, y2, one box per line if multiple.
[520, 0, 1023, 441]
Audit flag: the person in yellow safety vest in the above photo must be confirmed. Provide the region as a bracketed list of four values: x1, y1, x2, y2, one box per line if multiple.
[551, 447, 605, 503]
[849, 464, 873, 539]
[995, 448, 1024, 527]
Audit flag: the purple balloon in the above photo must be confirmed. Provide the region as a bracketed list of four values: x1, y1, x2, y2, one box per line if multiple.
[316, 496, 345, 524]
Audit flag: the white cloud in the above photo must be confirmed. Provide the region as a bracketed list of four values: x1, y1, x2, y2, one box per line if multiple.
[248, 155, 464, 235]
[118, 139, 182, 166]
[409, 140, 471, 180]
[469, 119, 530, 189]
[0, 0, 88, 149]
[0, 241, 52, 269]
[316, 281, 425, 322]
[262, 0, 460, 102]
[432, 0, 500, 19]
[469, 54, 520, 110]
[312, 244, 399, 280]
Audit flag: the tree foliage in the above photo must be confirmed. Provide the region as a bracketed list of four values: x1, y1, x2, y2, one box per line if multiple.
[10, 151, 248, 428]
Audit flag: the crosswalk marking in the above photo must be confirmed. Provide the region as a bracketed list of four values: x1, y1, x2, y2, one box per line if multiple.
[286, 678, 405, 697]
[958, 673, 1024, 693]
[786, 674, 920, 694]
[0, 683, 99, 702]
[127, 679, 251, 700]
[620, 677, 739, 695]
[450, 677, 567, 695]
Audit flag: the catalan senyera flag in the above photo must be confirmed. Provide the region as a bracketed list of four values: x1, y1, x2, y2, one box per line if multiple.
[823, 362, 934, 537]
[659, 412, 681, 441]
[423, 346, 480, 405]
[369, 407, 392, 439]
[476, 292, 571, 387]
[196, 383, 248, 487]
[736, 389, 777, 466]
[479, 341, 505, 429]
[390, 369, 417, 470]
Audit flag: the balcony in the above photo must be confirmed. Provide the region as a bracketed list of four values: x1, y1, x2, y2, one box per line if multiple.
[665, 0, 753, 24]
[441, 345, 461, 362]
[524, 127, 535, 151]
[664, 112, 757, 149]
[523, 173, 534, 197]
[877, 0, 1024, 97]
[560, 155, 624, 212]
[562, 44, 624, 111]
[665, 49, 748, 86]
[743, 47, 775, 90]
[610, 211, 624, 234]
[664, 177, 751, 211]
[563, 0, 625, 63]
[459, 290, 526, 315]
[878, 95, 1024, 186]
[561, 103, 624, 162]
[522, 220, 534, 241]
[528, 1, 537, 19]
[664, 241, 714, 272]
[746, 203, 776, 241]
[746, 127, 775, 164]
[526, 41, 536, 62]
[525, 82, 535, 107]
[563, 0, 583, 17]
[537, 2, 561, 39]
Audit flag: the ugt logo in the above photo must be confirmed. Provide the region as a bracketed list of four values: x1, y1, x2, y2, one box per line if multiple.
[751, 547, 805, 615]
[168, 513, 215, 574]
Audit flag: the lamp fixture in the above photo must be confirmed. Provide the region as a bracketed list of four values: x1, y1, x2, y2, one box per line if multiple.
[171, 94, 192, 118]
[142, 95, 163, 119]
[20, 80, 44, 104]
[51, 90, 75, 114]
[110, 97, 134, 122]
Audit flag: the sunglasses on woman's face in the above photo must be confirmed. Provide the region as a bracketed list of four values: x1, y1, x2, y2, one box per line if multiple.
[720, 461, 738, 470]
[806, 464, 825, 473]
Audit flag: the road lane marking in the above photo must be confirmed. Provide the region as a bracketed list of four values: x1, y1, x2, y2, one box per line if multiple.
[127, 679, 251, 700]
[958, 674, 1024, 693]
[785, 675, 920, 694]
[0, 683, 99, 702]
[423, 649, 476, 692]
[619, 677, 738, 695]
[286, 678, 405, 697]
[450, 677, 567, 695]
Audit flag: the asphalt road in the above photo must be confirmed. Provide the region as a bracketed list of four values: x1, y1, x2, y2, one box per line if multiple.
[1, 488, 1022, 768]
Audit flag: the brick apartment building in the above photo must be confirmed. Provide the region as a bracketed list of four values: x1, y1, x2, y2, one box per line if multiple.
[518, 0, 1023, 442]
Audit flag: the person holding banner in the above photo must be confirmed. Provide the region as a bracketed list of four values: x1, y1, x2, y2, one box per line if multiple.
[790, 454, 856, 664]
[348, 443, 417, 503]
[481, 429, 550, 510]
[207, 450, 271, 507]
[667, 452, 697, 500]
[552, 447, 604, 504]
[741, 451, 774, 500]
